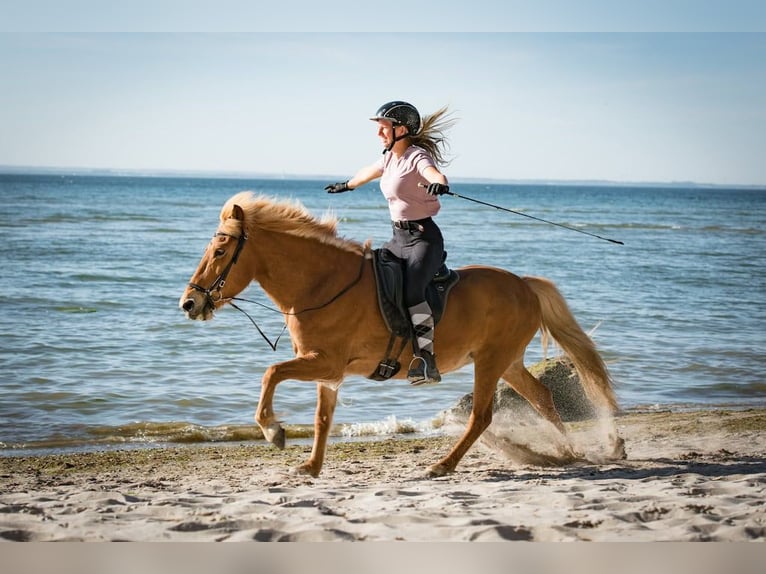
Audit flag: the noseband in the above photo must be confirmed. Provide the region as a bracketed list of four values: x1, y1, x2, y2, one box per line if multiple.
[188, 231, 248, 307]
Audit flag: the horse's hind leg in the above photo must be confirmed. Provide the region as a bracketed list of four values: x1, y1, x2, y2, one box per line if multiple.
[502, 364, 578, 459]
[503, 364, 566, 434]
[428, 355, 504, 477]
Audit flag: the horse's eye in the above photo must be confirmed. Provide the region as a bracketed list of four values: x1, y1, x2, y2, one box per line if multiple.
[214, 248, 226, 258]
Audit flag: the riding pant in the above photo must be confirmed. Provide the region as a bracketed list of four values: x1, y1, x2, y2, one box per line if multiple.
[383, 217, 444, 307]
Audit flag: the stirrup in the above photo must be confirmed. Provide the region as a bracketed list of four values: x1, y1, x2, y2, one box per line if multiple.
[407, 353, 441, 386]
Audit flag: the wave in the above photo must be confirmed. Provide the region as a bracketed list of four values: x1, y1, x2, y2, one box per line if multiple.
[340, 415, 443, 438]
[0, 415, 447, 456]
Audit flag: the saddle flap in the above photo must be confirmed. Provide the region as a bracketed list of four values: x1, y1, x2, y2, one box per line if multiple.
[371, 248, 459, 339]
[372, 248, 408, 337]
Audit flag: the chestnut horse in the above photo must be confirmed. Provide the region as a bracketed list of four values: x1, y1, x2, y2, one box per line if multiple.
[179, 192, 624, 477]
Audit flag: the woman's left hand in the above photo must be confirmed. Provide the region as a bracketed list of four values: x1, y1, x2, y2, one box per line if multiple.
[426, 183, 450, 196]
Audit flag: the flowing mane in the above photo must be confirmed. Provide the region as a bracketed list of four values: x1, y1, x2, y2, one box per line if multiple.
[222, 191, 366, 255]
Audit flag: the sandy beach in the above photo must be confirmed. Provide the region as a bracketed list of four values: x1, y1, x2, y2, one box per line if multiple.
[1, 408, 765, 543]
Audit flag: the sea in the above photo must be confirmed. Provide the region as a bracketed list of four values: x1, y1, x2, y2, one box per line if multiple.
[1, 172, 764, 455]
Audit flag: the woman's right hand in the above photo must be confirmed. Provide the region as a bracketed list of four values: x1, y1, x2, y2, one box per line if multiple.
[325, 181, 352, 194]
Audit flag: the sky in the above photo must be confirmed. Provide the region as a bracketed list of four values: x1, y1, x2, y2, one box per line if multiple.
[1, 31, 765, 185]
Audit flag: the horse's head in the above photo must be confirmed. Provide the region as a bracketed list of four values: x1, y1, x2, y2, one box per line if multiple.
[179, 203, 251, 321]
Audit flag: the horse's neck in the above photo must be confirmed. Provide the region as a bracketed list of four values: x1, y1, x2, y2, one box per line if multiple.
[250, 231, 361, 312]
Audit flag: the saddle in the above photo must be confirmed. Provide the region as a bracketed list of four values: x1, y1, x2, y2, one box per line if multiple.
[369, 248, 460, 381]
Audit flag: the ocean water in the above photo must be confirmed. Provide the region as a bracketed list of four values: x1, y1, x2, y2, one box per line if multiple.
[1, 173, 764, 453]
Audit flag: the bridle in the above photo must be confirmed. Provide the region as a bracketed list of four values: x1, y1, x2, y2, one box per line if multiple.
[186, 228, 367, 351]
[187, 230, 248, 308]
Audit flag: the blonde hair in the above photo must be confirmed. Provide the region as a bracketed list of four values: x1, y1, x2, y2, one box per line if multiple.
[409, 105, 457, 167]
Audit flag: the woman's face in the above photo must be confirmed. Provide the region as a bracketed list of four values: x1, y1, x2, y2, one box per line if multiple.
[376, 119, 402, 148]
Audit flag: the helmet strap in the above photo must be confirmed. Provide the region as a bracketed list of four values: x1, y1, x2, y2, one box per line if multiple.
[382, 125, 409, 154]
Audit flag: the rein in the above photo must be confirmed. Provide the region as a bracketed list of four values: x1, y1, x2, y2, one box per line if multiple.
[229, 252, 367, 351]
[189, 229, 367, 351]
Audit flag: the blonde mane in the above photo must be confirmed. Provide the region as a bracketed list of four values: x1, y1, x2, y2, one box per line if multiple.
[221, 191, 366, 255]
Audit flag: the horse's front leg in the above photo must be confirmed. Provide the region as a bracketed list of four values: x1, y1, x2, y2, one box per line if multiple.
[293, 382, 338, 477]
[255, 352, 340, 449]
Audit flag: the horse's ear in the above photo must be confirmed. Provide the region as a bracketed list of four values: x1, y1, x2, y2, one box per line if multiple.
[231, 204, 245, 222]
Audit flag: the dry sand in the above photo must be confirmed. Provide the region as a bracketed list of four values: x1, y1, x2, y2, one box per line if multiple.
[1, 408, 765, 542]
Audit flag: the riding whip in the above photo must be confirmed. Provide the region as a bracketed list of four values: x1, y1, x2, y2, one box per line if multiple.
[419, 183, 624, 245]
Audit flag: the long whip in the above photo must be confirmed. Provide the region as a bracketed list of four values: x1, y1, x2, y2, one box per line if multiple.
[420, 183, 624, 245]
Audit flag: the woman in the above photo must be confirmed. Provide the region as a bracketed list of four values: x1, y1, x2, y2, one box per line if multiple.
[325, 101, 456, 385]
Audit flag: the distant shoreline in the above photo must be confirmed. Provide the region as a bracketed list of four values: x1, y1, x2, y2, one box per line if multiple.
[2, 165, 764, 190]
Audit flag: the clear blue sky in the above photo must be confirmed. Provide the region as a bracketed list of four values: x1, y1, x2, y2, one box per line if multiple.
[1, 32, 765, 185]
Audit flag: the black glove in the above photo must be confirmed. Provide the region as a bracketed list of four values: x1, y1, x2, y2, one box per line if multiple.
[426, 182, 449, 196]
[325, 181, 352, 194]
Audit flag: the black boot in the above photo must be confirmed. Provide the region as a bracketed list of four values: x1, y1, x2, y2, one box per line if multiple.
[407, 349, 441, 385]
[407, 302, 441, 385]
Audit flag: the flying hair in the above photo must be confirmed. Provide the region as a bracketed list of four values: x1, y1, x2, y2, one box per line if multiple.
[409, 105, 458, 167]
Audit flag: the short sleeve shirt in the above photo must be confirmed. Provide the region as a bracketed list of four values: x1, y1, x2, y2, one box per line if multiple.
[376, 145, 441, 221]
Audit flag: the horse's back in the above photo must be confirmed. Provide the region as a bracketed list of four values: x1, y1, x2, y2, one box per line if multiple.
[453, 264, 537, 304]
[437, 264, 542, 351]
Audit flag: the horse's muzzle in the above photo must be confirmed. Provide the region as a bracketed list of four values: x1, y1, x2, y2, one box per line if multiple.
[179, 291, 214, 321]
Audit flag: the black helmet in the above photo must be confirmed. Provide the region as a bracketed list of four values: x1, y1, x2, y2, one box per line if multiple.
[370, 101, 421, 136]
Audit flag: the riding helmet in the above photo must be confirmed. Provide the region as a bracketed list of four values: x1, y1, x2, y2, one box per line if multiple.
[370, 101, 421, 136]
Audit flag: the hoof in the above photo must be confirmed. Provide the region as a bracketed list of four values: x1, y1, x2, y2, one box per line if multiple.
[291, 462, 320, 478]
[611, 437, 627, 460]
[426, 463, 453, 478]
[558, 446, 582, 465]
[263, 424, 286, 449]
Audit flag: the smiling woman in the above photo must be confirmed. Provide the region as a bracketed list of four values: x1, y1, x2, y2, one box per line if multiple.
[325, 101, 457, 384]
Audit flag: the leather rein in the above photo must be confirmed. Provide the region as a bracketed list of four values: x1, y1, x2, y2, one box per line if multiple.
[187, 230, 366, 351]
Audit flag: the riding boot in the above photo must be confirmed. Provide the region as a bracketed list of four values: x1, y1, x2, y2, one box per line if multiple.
[407, 302, 441, 385]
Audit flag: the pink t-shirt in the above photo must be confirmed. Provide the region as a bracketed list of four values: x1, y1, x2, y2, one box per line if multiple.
[376, 146, 441, 221]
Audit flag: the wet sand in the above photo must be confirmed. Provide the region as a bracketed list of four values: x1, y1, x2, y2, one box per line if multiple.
[1, 408, 765, 542]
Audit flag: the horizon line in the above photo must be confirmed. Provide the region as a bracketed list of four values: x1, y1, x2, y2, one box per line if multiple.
[1, 164, 764, 190]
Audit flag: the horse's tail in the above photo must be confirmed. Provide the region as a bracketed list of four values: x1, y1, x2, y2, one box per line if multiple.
[523, 276, 619, 414]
